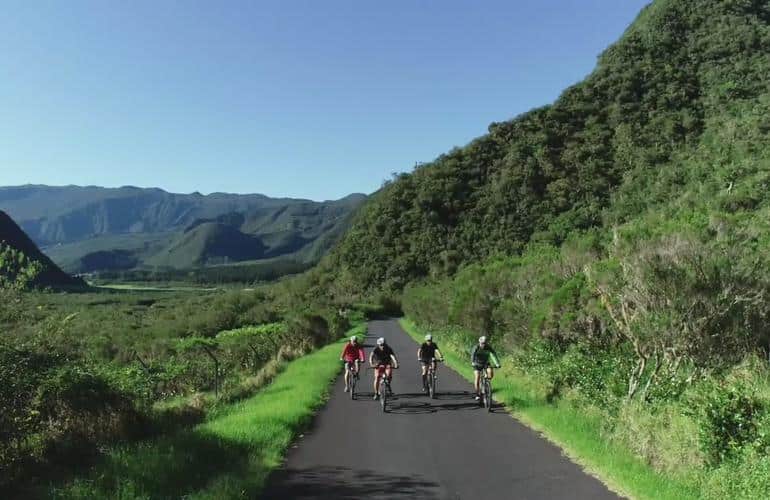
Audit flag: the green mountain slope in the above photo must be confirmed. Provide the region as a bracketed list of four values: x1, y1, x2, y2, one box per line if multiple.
[313, 1, 770, 495]
[0, 186, 366, 272]
[0, 211, 83, 287]
[328, 0, 770, 291]
[147, 222, 267, 269]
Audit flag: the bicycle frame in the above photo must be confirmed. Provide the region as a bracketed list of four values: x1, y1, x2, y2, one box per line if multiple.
[345, 361, 360, 400]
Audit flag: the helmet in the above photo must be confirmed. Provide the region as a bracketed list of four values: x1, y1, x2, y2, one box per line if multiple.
[425, 334, 432, 341]
[479, 336, 487, 344]
[350, 336, 358, 343]
[377, 337, 385, 346]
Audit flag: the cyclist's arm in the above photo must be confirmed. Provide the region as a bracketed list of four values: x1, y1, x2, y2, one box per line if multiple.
[390, 354, 399, 368]
[435, 348, 444, 361]
[340, 345, 347, 361]
[357, 347, 365, 362]
[489, 348, 501, 367]
[471, 345, 479, 364]
[369, 352, 375, 366]
[417, 346, 422, 359]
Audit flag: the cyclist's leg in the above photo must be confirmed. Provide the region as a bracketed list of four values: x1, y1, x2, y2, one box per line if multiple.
[373, 366, 382, 395]
[474, 369, 481, 395]
[343, 362, 350, 389]
[385, 364, 393, 382]
[486, 366, 494, 380]
[420, 361, 428, 388]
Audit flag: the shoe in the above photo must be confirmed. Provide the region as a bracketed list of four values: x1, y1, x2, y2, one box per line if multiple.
[474, 395, 481, 401]
[344, 386, 349, 392]
[373, 394, 379, 400]
[421, 386, 426, 392]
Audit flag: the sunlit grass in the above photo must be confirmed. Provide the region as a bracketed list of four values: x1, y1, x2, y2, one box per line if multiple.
[49, 328, 363, 499]
[400, 318, 699, 500]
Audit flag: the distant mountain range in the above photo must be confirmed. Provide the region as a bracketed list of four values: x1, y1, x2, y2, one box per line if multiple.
[0, 185, 366, 273]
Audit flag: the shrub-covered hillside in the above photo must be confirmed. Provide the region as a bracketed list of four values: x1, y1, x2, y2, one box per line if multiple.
[0, 211, 83, 288]
[329, 0, 770, 292]
[315, 0, 770, 496]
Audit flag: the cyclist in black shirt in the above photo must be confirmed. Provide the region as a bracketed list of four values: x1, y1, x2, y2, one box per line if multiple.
[369, 337, 399, 400]
[417, 334, 443, 392]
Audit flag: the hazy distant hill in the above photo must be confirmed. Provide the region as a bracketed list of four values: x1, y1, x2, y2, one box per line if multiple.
[0, 185, 366, 272]
[0, 211, 83, 287]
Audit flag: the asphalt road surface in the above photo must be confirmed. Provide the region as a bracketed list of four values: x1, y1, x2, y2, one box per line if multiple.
[262, 319, 622, 500]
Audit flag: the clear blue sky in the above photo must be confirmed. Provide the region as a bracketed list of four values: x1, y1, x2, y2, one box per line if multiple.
[0, 0, 650, 201]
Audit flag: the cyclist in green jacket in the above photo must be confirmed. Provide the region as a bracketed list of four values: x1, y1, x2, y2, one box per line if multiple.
[471, 336, 500, 401]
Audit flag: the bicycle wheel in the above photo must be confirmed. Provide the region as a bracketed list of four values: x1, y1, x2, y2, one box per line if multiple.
[429, 371, 436, 399]
[484, 378, 492, 411]
[380, 382, 387, 412]
[350, 371, 356, 400]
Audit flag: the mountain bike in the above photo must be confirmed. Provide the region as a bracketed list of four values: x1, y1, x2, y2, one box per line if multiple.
[373, 365, 396, 413]
[345, 361, 360, 400]
[478, 366, 498, 412]
[422, 359, 442, 399]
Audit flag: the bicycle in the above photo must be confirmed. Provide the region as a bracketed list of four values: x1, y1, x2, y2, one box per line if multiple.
[477, 366, 498, 412]
[373, 365, 396, 413]
[422, 358, 442, 399]
[344, 361, 361, 400]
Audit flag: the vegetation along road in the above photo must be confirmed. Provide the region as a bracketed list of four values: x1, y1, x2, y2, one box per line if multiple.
[263, 319, 620, 500]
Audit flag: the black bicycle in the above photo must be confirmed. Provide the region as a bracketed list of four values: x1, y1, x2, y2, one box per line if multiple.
[423, 359, 442, 399]
[345, 361, 360, 400]
[478, 367, 498, 412]
[373, 365, 396, 413]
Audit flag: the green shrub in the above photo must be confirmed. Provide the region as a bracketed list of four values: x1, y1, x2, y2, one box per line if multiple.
[698, 384, 764, 465]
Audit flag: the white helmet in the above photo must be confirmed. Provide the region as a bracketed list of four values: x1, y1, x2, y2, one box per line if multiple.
[425, 334, 432, 341]
[479, 336, 487, 344]
[377, 337, 385, 346]
[350, 336, 358, 342]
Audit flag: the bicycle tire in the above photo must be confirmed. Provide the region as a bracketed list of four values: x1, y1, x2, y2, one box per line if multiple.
[484, 378, 492, 411]
[350, 371, 356, 400]
[380, 382, 387, 412]
[429, 372, 436, 399]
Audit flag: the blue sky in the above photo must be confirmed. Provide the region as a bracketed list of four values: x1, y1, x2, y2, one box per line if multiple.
[0, 0, 650, 201]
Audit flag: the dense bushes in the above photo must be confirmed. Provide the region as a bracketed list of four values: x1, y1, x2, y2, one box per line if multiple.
[0, 343, 141, 484]
[0, 264, 358, 493]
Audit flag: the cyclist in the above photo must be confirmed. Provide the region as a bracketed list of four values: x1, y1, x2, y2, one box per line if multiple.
[369, 337, 399, 400]
[417, 334, 443, 392]
[340, 335, 365, 393]
[471, 336, 501, 401]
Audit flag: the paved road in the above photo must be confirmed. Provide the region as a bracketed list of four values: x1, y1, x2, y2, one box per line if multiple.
[262, 319, 622, 500]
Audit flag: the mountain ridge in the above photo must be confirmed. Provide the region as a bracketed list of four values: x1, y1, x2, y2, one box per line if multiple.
[0, 185, 366, 272]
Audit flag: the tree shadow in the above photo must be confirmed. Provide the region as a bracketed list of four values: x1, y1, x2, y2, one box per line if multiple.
[263, 465, 440, 499]
[38, 428, 271, 498]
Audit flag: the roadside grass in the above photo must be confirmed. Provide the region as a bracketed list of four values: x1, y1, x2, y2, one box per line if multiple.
[400, 318, 699, 500]
[49, 325, 365, 499]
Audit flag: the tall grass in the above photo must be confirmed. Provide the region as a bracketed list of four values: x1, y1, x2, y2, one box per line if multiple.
[49, 326, 364, 499]
[400, 319, 699, 500]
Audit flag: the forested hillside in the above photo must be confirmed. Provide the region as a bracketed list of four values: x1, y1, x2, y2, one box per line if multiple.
[329, 0, 770, 292]
[311, 0, 770, 496]
[0, 185, 365, 273]
[0, 211, 83, 288]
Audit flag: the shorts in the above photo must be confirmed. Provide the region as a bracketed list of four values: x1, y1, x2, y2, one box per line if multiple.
[375, 364, 393, 376]
[473, 363, 491, 372]
[419, 359, 436, 366]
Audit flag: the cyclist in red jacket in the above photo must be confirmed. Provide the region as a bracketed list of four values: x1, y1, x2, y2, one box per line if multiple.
[340, 335, 365, 393]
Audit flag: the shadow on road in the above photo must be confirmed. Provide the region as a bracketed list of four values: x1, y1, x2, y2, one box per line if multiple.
[262, 466, 441, 500]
